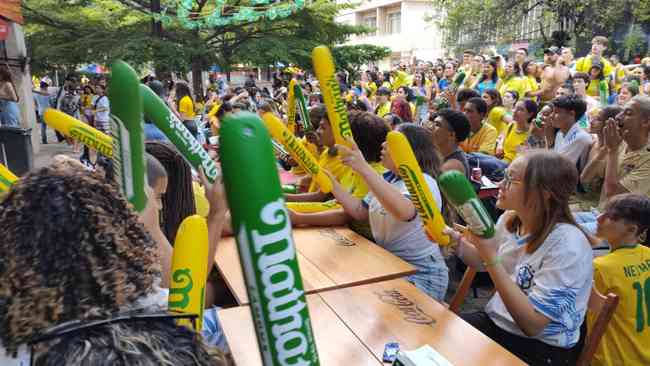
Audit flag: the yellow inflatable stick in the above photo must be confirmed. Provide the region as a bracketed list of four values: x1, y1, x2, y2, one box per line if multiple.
[43, 109, 113, 158]
[286, 200, 341, 213]
[168, 215, 209, 330]
[261, 112, 332, 193]
[387, 131, 450, 245]
[0, 164, 17, 192]
[312, 46, 353, 149]
[287, 79, 298, 134]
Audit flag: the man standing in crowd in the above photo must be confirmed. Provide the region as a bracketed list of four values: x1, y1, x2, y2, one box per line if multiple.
[575, 36, 613, 78]
[528, 46, 570, 103]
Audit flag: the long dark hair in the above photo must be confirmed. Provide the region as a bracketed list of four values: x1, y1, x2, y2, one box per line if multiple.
[478, 59, 498, 84]
[145, 142, 196, 241]
[174, 82, 192, 105]
[505, 150, 592, 253]
[396, 124, 441, 178]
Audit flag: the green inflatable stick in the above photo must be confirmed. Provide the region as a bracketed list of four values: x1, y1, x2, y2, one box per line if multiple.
[108, 60, 147, 212]
[293, 83, 312, 132]
[140, 85, 220, 183]
[220, 112, 320, 366]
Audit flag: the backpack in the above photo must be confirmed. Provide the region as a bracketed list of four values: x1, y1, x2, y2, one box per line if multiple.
[60, 93, 79, 116]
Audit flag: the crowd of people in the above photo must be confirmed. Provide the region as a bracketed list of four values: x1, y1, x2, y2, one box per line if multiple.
[1, 35, 650, 366]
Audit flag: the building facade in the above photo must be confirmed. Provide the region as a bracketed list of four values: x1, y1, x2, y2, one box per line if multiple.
[336, 0, 443, 68]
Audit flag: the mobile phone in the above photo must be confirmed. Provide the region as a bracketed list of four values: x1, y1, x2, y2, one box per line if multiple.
[383, 342, 400, 363]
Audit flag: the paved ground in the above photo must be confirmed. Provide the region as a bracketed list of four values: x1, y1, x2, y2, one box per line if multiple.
[34, 126, 79, 168]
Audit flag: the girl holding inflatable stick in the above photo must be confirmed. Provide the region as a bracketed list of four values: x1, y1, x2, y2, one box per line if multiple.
[323, 123, 449, 301]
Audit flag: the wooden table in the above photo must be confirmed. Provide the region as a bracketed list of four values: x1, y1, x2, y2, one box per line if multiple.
[218, 294, 380, 366]
[319, 278, 526, 366]
[215, 227, 416, 304]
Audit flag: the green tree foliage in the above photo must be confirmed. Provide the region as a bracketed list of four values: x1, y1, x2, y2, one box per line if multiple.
[432, 0, 648, 55]
[331, 44, 391, 78]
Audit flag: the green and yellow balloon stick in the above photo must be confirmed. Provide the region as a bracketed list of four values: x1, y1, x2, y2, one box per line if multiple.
[0, 163, 17, 193]
[220, 112, 320, 365]
[261, 111, 332, 193]
[286, 79, 298, 134]
[140, 85, 220, 183]
[43, 109, 113, 158]
[294, 81, 312, 133]
[108, 60, 147, 212]
[387, 131, 450, 245]
[312, 45, 353, 149]
[168, 215, 209, 331]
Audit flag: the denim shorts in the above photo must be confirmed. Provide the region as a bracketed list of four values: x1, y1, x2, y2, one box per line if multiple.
[406, 254, 449, 302]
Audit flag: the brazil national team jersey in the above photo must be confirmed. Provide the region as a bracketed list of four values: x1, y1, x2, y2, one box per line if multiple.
[589, 244, 650, 366]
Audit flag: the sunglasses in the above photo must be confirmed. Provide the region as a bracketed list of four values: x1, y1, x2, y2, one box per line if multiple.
[28, 309, 198, 365]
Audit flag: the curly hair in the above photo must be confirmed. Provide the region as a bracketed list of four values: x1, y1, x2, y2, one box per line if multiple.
[0, 168, 160, 355]
[34, 318, 228, 366]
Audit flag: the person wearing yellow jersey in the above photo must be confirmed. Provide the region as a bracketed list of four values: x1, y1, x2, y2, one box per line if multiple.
[499, 99, 537, 163]
[575, 36, 613, 78]
[522, 60, 539, 98]
[173, 82, 199, 138]
[589, 193, 650, 366]
[288, 111, 390, 227]
[465, 99, 537, 181]
[609, 54, 627, 93]
[390, 68, 412, 91]
[374, 87, 392, 117]
[289, 105, 326, 177]
[482, 89, 512, 136]
[497, 60, 529, 101]
[459, 97, 498, 155]
[586, 62, 608, 99]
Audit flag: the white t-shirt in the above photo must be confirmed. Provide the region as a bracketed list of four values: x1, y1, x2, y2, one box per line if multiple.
[485, 215, 593, 348]
[553, 122, 592, 165]
[94, 95, 110, 122]
[362, 171, 445, 263]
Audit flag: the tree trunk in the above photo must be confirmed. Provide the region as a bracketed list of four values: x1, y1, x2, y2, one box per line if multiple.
[191, 56, 204, 100]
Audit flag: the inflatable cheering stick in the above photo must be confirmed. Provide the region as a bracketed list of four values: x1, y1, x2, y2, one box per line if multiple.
[312, 45, 353, 149]
[294, 82, 312, 132]
[108, 60, 147, 212]
[220, 112, 320, 366]
[168, 215, 209, 330]
[387, 131, 450, 245]
[140, 85, 220, 183]
[286, 200, 342, 213]
[43, 109, 113, 158]
[0, 163, 17, 192]
[286, 79, 298, 134]
[261, 112, 332, 193]
[438, 170, 495, 238]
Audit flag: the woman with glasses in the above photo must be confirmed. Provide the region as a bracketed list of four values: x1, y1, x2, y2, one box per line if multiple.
[448, 150, 594, 365]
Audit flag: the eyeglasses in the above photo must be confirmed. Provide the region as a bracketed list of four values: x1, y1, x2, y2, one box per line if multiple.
[502, 170, 522, 189]
[28, 309, 198, 365]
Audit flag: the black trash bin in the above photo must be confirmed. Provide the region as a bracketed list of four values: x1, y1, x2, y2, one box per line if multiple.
[0, 126, 34, 176]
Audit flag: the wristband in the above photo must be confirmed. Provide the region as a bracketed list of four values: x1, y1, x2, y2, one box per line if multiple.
[482, 256, 502, 268]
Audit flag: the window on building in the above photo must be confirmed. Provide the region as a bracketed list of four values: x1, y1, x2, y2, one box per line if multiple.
[364, 16, 377, 35]
[387, 12, 401, 34]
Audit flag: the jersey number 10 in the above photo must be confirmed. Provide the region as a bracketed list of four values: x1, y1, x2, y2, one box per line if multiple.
[633, 278, 650, 333]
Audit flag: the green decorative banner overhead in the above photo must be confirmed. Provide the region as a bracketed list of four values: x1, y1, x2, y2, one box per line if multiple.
[158, 0, 306, 29]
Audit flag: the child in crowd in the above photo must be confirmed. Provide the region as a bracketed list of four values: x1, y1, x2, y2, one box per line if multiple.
[325, 123, 449, 301]
[589, 193, 650, 366]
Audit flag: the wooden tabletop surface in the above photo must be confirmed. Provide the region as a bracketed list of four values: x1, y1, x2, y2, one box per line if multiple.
[318, 278, 527, 366]
[215, 227, 416, 305]
[217, 294, 381, 366]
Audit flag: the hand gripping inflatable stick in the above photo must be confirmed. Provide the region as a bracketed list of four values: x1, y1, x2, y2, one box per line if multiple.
[387, 131, 450, 245]
[438, 170, 495, 238]
[0, 163, 17, 192]
[286, 79, 298, 134]
[220, 112, 320, 366]
[43, 109, 113, 158]
[312, 46, 353, 149]
[168, 215, 209, 331]
[108, 60, 147, 212]
[140, 85, 220, 183]
[261, 112, 332, 193]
